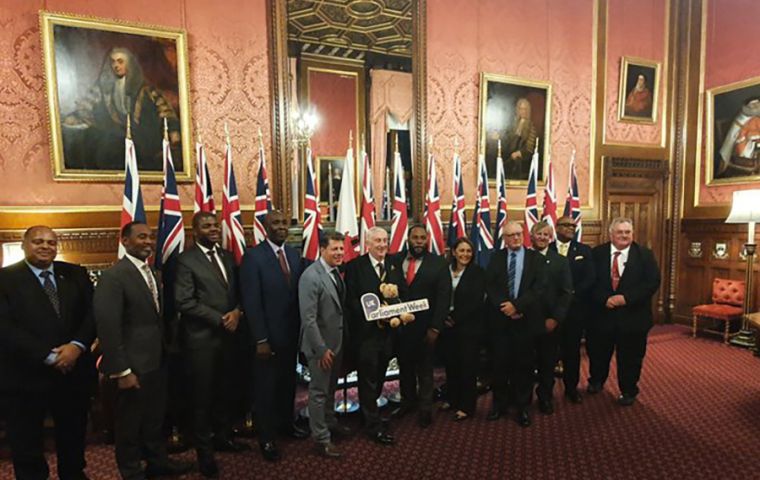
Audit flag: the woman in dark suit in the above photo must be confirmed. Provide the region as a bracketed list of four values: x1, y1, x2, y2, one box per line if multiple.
[439, 238, 486, 420]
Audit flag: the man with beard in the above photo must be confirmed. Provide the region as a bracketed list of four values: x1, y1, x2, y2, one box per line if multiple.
[550, 215, 595, 404]
[392, 225, 451, 427]
[95, 221, 192, 479]
[174, 212, 248, 478]
[344, 226, 405, 445]
[240, 210, 307, 462]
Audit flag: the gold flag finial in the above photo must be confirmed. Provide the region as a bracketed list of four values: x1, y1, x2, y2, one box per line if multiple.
[394, 131, 399, 153]
[163, 118, 168, 141]
[349, 130, 353, 148]
[534, 138, 539, 154]
[197, 124, 203, 144]
[497, 139, 502, 158]
[453, 136, 459, 154]
[429, 133, 434, 149]
[126, 114, 132, 140]
[224, 122, 230, 145]
[361, 132, 365, 151]
[258, 127, 264, 149]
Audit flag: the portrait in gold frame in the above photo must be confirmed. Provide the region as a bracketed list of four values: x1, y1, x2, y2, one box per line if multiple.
[617, 56, 660, 124]
[40, 11, 193, 182]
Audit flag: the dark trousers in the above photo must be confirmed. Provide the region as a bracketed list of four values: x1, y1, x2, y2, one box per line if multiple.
[491, 331, 536, 411]
[114, 366, 169, 480]
[356, 334, 392, 433]
[187, 345, 236, 456]
[560, 317, 585, 393]
[253, 344, 297, 444]
[587, 325, 649, 397]
[440, 329, 479, 415]
[534, 329, 559, 402]
[397, 336, 435, 413]
[3, 385, 89, 480]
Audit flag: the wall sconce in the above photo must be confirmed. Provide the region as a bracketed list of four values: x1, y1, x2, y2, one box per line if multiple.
[292, 105, 319, 146]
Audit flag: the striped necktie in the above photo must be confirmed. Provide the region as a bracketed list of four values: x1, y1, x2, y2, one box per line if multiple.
[507, 251, 517, 299]
[39, 271, 60, 317]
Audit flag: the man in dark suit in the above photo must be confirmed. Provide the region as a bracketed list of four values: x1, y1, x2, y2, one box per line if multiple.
[299, 232, 351, 458]
[95, 221, 191, 480]
[344, 226, 404, 445]
[174, 212, 247, 477]
[530, 221, 572, 415]
[485, 221, 546, 427]
[587, 217, 660, 406]
[393, 225, 451, 427]
[0, 225, 96, 480]
[240, 210, 306, 462]
[551, 215, 595, 404]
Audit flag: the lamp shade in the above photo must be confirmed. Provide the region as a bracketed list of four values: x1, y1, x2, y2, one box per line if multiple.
[726, 189, 760, 223]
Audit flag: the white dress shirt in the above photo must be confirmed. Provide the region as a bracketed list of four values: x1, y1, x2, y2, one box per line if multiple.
[196, 242, 228, 282]
[610, 244, 631, 277]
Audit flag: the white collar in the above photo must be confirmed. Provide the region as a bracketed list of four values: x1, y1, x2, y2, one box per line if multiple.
[124, 252, 150, 270]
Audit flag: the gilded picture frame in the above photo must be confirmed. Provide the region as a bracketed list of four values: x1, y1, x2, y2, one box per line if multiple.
[617, 56, 660, 124]
[477, 72, 552, 185]
[705, 75, 760, 185]
[40, 11, 193, 182]
[317, 155, 345, 223]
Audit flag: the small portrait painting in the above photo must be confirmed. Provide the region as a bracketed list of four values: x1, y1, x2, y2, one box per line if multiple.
[318, 156, 344, 221]
[40, 11, 192, 182]
[706, 77, 760, 183]
[478, 73, 551, 183]
[618, 57, 660, 123]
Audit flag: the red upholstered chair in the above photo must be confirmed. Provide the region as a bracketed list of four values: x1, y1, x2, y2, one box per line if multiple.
[692, 278, 745, 344]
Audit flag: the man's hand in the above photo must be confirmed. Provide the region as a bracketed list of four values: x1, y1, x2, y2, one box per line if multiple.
[319, 349, 335, 370]
[256, 342, 273, 360]
[52, 343, 82, 374]
[425, 328, 439, 345]
[545, 318, 558, 333]
[222, 309, 241, 332]
[606, 294, 627, 309]
[500, 301, 517, 317]
[117, 373, 140, 390]
[510, 151, 523, 160]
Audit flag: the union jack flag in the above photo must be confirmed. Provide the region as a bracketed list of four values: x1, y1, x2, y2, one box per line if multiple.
[221, 138, 247, 265]
[359, 146, 375, 254]
[523, 145, 540, 247]
[253, 139, 272, 245]
[119, 134, 146, 258]
[302, 146, 322, 261]
[155, 136, 185, 270]
[563, 150, 583, 241]
[194, 140, 215, 214]
[470, 155, 493, 267]
[541, 155, 558, 240]
[389, 150, 408, 255]
[447, 152, 466, 248]
[382, 167, 391, 220]
[424, 151, 444, 255]
[494, 153, 508, 250]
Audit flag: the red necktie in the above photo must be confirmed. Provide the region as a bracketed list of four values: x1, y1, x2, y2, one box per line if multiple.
[611, 251, 621, 291]
[406, 257, 417, 286]
[278, 249, 291, 286]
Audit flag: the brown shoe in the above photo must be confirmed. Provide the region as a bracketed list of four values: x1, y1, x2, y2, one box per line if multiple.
[315, 441, 342, 458]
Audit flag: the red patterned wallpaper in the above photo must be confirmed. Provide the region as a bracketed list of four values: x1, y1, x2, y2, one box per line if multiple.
[604, 0, 666, 145]
[427, 0, 593, 211]
[698, 0, 760, 206]
[309, 71, 357, 159]
[0, 0, 272, 208]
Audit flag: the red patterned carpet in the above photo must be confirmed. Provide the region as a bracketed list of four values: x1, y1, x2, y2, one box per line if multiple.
[2, 325, 759, 479]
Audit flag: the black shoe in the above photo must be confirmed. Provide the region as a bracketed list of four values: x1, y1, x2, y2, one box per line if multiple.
[198, 456, 219, 478]
[213, 438, 251, 452]
[391, 404, 415, 418]
[368, 430, 395, 445]
[281, 424, 310, 439]
[538, 400, 554, 415]
[515, 410, 532, 428]
[329, 424, 353, 438]
[586, 382, 603, 394]
[145, 460, 193, 478]
[617, 394, 636, 406]
[486, 408, 502, 421]
[315, 441, 342, 458]
[259, 441, 281, 462]
[565, 390, 583, 404]
[417, 411, 432, 428]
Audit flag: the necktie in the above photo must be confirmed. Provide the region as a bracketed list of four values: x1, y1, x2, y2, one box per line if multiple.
[406, 257, 417, 286]
[331, 268, 344, 299]
[206, 249, 228, 286]
[558, 243, 569, 257]
[611, 251, 621, 291]
[507, 252, 517, 299]
[278, 249, 291, 286]
[39, 271, 60, 317]
[142, 264, 160, 310]
[377, 262, 386, 281]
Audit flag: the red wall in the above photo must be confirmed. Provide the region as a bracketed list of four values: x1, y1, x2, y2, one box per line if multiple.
[309, 71, 357, 159]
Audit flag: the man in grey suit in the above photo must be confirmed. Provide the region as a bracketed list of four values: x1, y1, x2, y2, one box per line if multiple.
[95, 221, 191, 480]
[299, 232, 350, 458]
[174, 212, 247, 478]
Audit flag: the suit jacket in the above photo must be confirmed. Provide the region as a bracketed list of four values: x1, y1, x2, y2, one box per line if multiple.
[174, 245, 240, 350]
[590, 242, 661, 333]
[394, 252, 451, 342]
[449, 263, 486, 336]
[539, 249, 573, 324]
[550, 240, 595, 322]
[298, 260, 344, 360]
[485, 248, 546, 337]
[240, 242, 302, 350]
[94, 258, 165, 377]
[344, 253, 406, 347]
[0, 261, 96, 393]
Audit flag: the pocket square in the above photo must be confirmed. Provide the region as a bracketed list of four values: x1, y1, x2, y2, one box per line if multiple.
[574, 255, 584, 260]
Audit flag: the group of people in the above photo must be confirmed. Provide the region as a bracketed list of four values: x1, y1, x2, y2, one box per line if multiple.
[0, 211, 660, 480]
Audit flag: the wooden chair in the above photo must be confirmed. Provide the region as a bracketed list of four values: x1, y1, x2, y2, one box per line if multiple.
[692, 278, 745, 344]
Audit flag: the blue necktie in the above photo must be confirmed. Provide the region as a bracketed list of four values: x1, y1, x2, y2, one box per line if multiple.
[507, 252, 517, 299]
